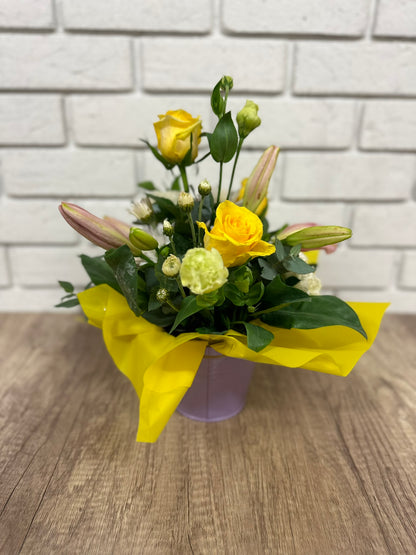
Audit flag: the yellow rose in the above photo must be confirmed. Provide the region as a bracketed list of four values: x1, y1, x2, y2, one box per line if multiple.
[197, 200, 275, 267]
[153, 109, 202, 165]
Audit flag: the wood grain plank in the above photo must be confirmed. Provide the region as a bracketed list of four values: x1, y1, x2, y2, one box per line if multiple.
[0, 313, 414, 554]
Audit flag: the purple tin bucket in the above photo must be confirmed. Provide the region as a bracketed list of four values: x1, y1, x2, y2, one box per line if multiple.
[177, 347, 255, 422]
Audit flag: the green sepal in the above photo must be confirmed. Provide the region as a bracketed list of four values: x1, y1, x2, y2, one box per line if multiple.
[141, 139, 175, 170]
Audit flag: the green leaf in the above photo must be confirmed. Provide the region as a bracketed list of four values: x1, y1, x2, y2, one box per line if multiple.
[261, 295, 367, 339]
[147, 193, 180, 219]
[207, 112, 238, 163]
[290, 244, 302, 257]
[263, 275, 309, 307]
[170, 295, 204, 333]
[275, 239, 286, 261]
[242, 322, 274, 352]
[257, 258, 277, 281]
[55, 297, 80, 308]
[58, 280, 74, 294]
[171, 175, 181, 191]
[137, 180, 156, 191]
[142, 308, 176, 328]
[105, 245, 142, 316]
[141, 139, 175, 170]
[211, 79, 225, 118]
[80, 255, 121, 293]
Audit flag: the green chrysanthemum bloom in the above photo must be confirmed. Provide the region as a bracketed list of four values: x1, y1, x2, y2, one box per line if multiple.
[180, 248, 228, 295]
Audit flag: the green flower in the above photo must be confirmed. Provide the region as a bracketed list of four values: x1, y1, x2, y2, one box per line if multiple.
[180, 248, 228, 295]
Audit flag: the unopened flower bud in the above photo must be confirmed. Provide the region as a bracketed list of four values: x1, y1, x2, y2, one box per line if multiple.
[156, 288, 169, 304]
[247, 306, 256, 313]
[129, 227, 158, 251]
[198, 179, 212, 197]
[237, 100, 261, 139]
[162, 218, 174, 237]
[162, 255, 181, 277]
[160, 246, 170, 258]
[130, 198, 153, 223]
[221, 75, 234, 90]
[178, 192, 194, 213]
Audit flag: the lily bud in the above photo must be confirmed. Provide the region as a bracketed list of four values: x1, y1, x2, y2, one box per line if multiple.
[237, 100, 261, 139]
[178, 192, 194, 212]
[59, 202, 133, 251]
[129, 227, 158, 251]
[278, 224, 352, 250]
[243, 146, 279, 214]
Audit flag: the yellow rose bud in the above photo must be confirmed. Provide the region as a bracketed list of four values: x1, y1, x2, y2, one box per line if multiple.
[153, 109, 202, 165]
[180, 247, 229, 295]
[197, 200, 275, 267]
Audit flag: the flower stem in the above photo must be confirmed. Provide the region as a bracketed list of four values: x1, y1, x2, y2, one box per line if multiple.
[187, 213, 197, 247]
[197, 197, 204, 246]
[176, 277, 186, 298]
[227, 137, 244, 200]
[179, 165, 189, 193]
[166, 300, 179, 313]
[216, 162, 224, 205]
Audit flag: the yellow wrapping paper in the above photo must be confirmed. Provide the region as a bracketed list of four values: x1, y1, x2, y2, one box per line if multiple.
[78, 284, 389, 443]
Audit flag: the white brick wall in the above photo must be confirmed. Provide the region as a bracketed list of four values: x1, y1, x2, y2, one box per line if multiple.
[0, 0, 415, 313]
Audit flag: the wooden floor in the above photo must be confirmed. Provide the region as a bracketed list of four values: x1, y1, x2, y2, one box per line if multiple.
[0, 313, 415, 554]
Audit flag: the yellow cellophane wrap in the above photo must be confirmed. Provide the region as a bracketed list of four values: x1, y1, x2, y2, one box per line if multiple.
[78, 284, 389, 443]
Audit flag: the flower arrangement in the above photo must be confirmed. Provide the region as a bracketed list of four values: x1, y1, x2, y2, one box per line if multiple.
[58, 76, 388, 442]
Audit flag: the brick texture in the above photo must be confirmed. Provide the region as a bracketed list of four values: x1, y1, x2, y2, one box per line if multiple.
[294, 42, 416, 96]
[374, 0, 416, 38]
[0, 95, 65, 145]
[360, 101, 416, 151]
[141, 39, 286, 92]
[223, 0, 370, 37]
[400, 252, 416, 289]
[0, 35, 132, 91]
[0, 0, 54, 29]
[2, 149, 136, 197]
[282, 153, 415, 199]
[62, 0, 211, 33]
[0, 0, 415, 313]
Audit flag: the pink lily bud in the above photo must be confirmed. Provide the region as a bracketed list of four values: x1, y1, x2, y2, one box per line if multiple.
[244, 146, 279, 214]
[59, 202, 140, 254]
[277, 223, 351, 252]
